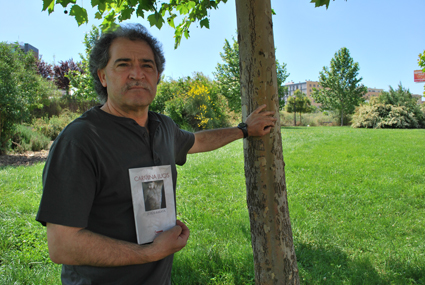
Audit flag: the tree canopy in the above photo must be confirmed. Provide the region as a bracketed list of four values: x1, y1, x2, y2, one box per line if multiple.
[311, 47, 367, 126]
[214, 37, 289, 113]
[42, 0, 341, 48]
[285, 89, 312, 126]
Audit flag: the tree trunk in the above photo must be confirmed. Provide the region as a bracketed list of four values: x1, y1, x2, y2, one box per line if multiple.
[293, 111, 296, 126]
[341, 109, 344, 126]
[235, 0, 299, 284]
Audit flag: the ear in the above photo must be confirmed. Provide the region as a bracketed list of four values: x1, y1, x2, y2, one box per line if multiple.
[97, 69, 107, 87]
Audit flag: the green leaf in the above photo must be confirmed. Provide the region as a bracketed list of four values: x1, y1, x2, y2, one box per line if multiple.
[136, 5, 145, 18]
[42, 0, 55, 14]
[138, 0, 155, 11]
[70, 5, 89, 26]
[200, 18, 209, 29]
[310, 0, 347, 9]
[184, 29, 190, 39]
[91, 0, 106, 12]
[95, 11, 103, 19]
[177, 4, 189, 15]
[56, 0, 76, 8]
[147, 12, 165, 30]
[118, 7, 134, 21]
[167, 14, 177, 29]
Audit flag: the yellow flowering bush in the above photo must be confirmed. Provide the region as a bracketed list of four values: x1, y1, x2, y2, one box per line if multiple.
[154, 73, 230, 131]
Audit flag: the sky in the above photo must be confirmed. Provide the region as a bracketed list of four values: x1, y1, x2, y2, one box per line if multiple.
[1, 0, 424, 98]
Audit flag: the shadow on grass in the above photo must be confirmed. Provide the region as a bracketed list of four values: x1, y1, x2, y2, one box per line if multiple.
[296, 242, 425, 284]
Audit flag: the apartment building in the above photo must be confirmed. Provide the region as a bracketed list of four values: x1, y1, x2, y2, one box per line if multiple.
[283, 81, 388, 106]
[283, 80, 321, 106]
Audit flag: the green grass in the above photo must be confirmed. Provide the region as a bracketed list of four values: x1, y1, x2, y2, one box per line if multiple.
[1, 127, 424, 284]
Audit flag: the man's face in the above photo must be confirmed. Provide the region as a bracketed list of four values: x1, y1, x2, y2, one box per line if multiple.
[97, 37, 160, 112]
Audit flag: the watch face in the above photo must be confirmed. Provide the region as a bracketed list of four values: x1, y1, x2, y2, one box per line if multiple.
[238, 123, 247, 128]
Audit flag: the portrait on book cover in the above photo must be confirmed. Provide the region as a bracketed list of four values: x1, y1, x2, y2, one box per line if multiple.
[142, 180, 166, 211]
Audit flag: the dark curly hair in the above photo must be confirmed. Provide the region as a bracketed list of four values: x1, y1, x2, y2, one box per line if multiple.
[89, 23, 165, 103]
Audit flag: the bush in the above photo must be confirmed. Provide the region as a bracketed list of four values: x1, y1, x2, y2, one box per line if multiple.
[32, 110, 80, 140]
[156, 73, 231, 131]
[11, 125, 50, 153]
[352, 103, 419, 129]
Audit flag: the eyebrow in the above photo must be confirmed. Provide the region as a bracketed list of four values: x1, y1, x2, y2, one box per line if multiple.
[114, 58, 156, 65]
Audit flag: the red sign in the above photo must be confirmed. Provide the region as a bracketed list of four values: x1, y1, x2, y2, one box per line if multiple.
[414, 70, 425, 83]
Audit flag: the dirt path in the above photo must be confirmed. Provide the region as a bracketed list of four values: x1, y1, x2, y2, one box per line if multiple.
[0, 149, 49, 167]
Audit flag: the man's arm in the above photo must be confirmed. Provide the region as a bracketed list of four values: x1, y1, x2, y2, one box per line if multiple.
[188, 104, 277, 154]
[46, 220, 189, 266]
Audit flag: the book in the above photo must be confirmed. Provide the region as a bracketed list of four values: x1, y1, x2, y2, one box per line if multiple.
[128, 165, 176, 244]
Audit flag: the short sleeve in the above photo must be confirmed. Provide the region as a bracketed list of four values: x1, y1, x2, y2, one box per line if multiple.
[36, 137, 97, 228]
[173, 125, 195, 166]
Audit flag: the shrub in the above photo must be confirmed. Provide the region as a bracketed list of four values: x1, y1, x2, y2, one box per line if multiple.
[352, 103, 419, 129]
[11, 125, 50, 153]
[32, 110, 80, 140]
[157, 73, 230, 131]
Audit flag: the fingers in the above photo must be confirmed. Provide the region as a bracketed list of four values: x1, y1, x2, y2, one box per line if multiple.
[245, 104, 278, 137]
[252, 104, 267, 114]
[176, 220, 190, 240]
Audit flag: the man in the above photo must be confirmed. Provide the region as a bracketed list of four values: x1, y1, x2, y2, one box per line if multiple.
[36, 23, 276, 284]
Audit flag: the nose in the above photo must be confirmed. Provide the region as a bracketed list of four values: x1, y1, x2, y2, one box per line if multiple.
[129, 65, 145, 80]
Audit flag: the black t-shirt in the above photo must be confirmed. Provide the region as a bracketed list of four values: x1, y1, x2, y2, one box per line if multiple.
[36, 106, 195, 284]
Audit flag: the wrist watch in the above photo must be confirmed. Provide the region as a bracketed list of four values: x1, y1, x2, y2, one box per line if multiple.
[237, 122, 249, 138]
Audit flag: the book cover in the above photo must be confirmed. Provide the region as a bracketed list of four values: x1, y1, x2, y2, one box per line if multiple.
[128, 165, 176, 244]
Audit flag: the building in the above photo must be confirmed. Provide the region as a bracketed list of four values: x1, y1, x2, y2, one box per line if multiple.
[283, 80, 322, 106]
[20, 43, 39, 59]
[364, 87, 383, 102]
[283, 81, 388, 106]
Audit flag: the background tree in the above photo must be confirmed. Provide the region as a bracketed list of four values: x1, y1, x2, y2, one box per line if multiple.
[311, 47, 367, 126]
[67, 25, 100, 102]
[54, 59, 82, 94]
[214, 36, 289, 113]
[285, 89, 312, 126]
[36, 58, 54, 81]
[0, 43, 55, 153]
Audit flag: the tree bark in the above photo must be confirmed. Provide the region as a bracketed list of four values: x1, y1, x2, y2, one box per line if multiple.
[235, 0, 299, 284]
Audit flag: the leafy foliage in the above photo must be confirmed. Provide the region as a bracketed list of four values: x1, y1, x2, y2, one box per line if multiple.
[352, 104, 419, 129]
[352, 84, 425, 129]
[53, 59, 82, 92]
[0, 42, 57, 153]
[36, 58, 54, 81]
[311, 47, 367, 126]
[67, 25, 100, 102]
[285, 89, 312, 126]
[310, 0, 346, 9]
[214, 36, 289, 113]
[153, 73, 230, 131]
[32, 110, 81, 140]
[11, 125, 50, 153]
[42, 0, 229, 48]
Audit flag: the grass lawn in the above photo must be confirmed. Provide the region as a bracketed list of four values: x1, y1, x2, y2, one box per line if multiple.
[0, 127, 424, 284]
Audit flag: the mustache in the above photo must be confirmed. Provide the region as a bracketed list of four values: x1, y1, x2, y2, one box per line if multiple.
[126, 82, 151, 91]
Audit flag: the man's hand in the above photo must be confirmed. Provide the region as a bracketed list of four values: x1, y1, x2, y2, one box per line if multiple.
[188, 104, 277, 154]
[245, 104, 277, 137]
[151, 220, 190, 258]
